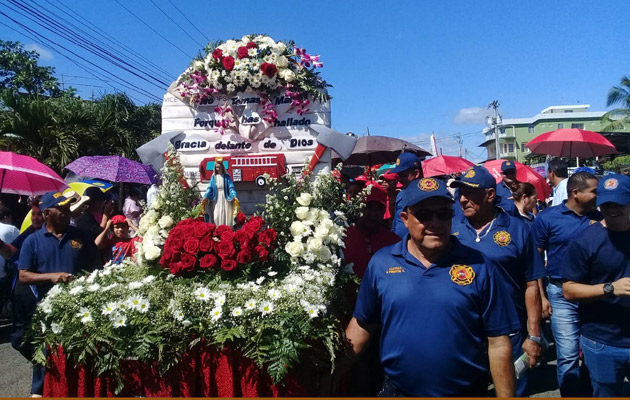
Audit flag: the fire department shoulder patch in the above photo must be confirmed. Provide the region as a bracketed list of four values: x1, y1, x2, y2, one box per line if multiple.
[450, 264, 475, 286]
[493, 231, 511, 247]
[70, 240, 82, 249]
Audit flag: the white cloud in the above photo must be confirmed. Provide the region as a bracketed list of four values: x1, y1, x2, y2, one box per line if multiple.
[24, 44, 53, 61]
[454, 107, 489, 125]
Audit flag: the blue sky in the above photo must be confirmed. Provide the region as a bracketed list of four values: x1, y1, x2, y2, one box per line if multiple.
[2, 0, 629, 162]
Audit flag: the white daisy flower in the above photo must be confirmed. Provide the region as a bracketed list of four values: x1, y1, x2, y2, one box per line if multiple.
[128, 281, 144, 290]
[244, 299, 256, 310]
[112, 314, 127, 328]
[138, 299, 150, 313]
[260, 301, 274, 315]
[210, 307, 222, 321]
[76, 307, 93, 324]
[231, 307, 243, 317]
[194, 287, 212, 302]
[172, 309, 184, 321]
[69, 286, 84, 296]
[51, 322, 62, 334]
[101, 302, 118, 315]
[267, 289, 282, 300]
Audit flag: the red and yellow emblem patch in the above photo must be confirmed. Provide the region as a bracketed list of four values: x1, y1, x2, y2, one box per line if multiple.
[396, 158, 401, 166]
[604, 178, 618, 190]
[464, 168, 476, 179]
[70, 239, 82, 249]
[493, 231, 511, 246]
[419, 178, 439, 192]
[450, 264, 475, 286]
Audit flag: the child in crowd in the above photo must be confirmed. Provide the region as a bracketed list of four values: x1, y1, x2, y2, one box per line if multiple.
[95, 214, 140, 264]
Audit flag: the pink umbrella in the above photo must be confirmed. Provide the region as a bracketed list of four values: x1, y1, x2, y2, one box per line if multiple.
[0, 151, 68, 196]
[422, 155, 474, 177]
[483, 159, 551, 202]
[525, 128, 618, 158]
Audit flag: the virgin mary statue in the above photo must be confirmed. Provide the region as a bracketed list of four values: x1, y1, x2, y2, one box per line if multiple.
[201, 157, 237, 226]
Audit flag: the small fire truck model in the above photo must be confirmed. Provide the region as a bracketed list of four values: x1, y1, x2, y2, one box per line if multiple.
[199, 153, 287, 187]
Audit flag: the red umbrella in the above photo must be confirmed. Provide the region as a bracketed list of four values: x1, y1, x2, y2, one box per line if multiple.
[483, 159, 551, 202]
[0, 151, 68, 196]
[422, 155, 474, 177]
[525, 128, 618, 158]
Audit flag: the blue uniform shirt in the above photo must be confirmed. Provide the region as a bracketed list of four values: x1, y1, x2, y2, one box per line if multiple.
[496, 181, 519, 216]
[451, 208, 546, 320]
[391, 188, 408, 239]
[354, 235, 520, 397]
[532, 202, 601, 280]
[563, 223, 630, 348]
[18, 225, 101, 300]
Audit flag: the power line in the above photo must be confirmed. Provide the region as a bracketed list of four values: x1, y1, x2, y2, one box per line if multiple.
[113, 0, 194, 59]
[147, 0, 205, 48]
[165, 0, 210, 44]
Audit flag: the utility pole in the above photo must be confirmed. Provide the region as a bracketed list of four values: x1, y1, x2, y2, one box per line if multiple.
[456, 132, 463, 158]
[487, 100, 501, 160]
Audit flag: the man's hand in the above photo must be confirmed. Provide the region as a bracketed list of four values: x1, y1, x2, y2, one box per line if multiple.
[50, 272, 74, 284]
[103, 200, 116, 217]
[541, 296, 552, 318]
[612, 277, 630, 296]
[522, 338, 542, 368]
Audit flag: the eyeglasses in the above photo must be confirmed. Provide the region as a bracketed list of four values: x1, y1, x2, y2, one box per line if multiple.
[408, 208, 454, 222]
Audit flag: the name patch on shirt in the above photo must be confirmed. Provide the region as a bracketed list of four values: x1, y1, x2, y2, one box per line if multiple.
[70, 239, 82, 249]
[493, 231, 511, 247]
[450, 264, 475, 286]
[386, 266, 405, 274]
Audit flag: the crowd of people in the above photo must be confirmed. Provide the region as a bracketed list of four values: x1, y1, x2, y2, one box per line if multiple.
[340, 154, 630, 397]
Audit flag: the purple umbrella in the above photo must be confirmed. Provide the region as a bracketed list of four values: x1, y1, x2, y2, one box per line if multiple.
[65, 156, 158, 185]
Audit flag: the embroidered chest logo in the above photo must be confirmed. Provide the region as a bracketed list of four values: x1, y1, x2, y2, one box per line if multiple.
[464, 168, 476, 179]
[450, 264, 475, 286]
[386, 266, 405, 274]
[604, 178, 618, 190]
[589, 219, 597, 225]
[419, 178, 439, 192]
[395, 158, 401, 166]
[493, 231, 511, 246]
[70, 239, 82, 249]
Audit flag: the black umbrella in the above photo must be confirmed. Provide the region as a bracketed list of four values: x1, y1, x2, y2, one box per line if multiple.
[331, 135, 431, 166]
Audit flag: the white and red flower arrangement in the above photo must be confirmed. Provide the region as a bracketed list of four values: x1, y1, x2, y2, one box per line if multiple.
[160, 214, 276, 276]
[175, 34, 331, 127]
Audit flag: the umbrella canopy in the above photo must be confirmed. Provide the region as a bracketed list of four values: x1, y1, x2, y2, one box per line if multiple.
[0, 151, 68, 196]
[422, 155, 474, 178]
[483, 159, 551, 202]
[332, 135, 431, 166]
[65, 156, 158, 185]
[525, 128, 618, 158]
[376, 162, 396, 176]
[136, 132, 183, 174]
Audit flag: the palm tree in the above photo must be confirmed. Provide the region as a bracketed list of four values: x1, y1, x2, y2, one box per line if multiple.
[602, 76, 630, 131]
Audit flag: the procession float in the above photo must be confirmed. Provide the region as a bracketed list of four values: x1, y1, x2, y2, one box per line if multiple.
[30, 35, 362, 396]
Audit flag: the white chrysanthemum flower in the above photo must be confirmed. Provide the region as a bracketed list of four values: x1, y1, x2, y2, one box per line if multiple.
[102, 283, 119, 292]
[244, 299, 257, 310]
[47, 285, 62, 298]
[172, 309, 184, 321]
[142, 275, 156, 284]
[210, 307, 222, 321]
[126, 295, 145, 311]
[194, 287, 212, 302]
[101, 302, 118, 315]
[267, 288, 282, 300]
[51, 322, 62, 334]
[69, 286, 84, 296]
[112, 314, 127, 328]
[40, 299, 52, 314]
[128, 281, 143, 290]
[231, 307, 243, 317]
[76, 307, 93, 324]
[214, 294, 226, 307]
[260, 301, 274, 315]
[138, 299, 150, 313]
[256, 276, 265, 285]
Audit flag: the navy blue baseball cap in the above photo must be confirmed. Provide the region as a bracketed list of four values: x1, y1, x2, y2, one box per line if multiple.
[390, 152, 422, 173]
[501, 160, 516, 172]
[597, 174, 630, 206]
[449, 165, 496, 190]
[403, 178, 453, 208]
[39, 191, 74, 210]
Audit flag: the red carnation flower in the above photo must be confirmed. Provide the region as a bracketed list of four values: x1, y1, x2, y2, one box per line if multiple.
[212, 48, 223, 59]
[245, 41, 257, 49]
[215, 241, 235, 259]
[236, 248, 253, 264]
[222, 56, 235, 71]
[260, 62, 277, 78]
[221, 259, 237, 271]
[255, 245, 270, 262]
[183, 238, 200, 254]
[199, 236, 214, 252]
[237, 46, 249, 59]
[199, 254, 218, 269]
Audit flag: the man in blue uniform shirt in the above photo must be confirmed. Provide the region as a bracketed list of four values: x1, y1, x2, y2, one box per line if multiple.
[562, 174, 630, 397]
[532, 171, 600, 397]
[18, 191, 102, 397]
[496, 161, 519, 216]
[450, 165, 546, 397]
[345, 177, 519, 397]
[389, 152, 423, 239]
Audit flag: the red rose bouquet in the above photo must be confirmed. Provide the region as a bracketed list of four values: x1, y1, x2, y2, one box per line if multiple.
[159, 213, 276, 276]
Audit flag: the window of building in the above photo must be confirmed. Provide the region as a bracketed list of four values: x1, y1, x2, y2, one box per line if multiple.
[564, 110, 573, 113]
[558, 123, 564, 129]
[528, 124, 534, 133]
[572, 123, 584, 129]
[508, 143, 514, 153]
[521, 142, 530, 152]
[500, 127, 505, 134]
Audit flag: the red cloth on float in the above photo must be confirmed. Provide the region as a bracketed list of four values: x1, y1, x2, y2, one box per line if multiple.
[44, 344, 310, 397]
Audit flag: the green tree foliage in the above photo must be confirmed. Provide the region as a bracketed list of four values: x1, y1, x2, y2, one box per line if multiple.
[0, 40, 61, 97]
[602, 75, 630, 132]
[602, 155, 630, 172]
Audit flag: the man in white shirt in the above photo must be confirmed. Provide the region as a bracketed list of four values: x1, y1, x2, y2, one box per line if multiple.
[0, 205, 19, 279]
[548, 159, 569, 206]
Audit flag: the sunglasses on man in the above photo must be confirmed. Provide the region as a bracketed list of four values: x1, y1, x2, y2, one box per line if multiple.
[408, 207, 454, 223]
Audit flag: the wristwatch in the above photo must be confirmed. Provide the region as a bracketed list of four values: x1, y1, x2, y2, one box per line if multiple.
[603, 282, 615, 297]
[527, 335, 543, 345]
